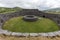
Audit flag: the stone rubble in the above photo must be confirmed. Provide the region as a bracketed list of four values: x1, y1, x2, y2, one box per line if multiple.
[11, 32, 23, 37]
[29, 33, 38, 37]
[39, 33, 49, 36]
[48, 32, 56, 37]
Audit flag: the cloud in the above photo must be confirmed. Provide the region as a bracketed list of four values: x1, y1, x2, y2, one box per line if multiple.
[0, 0, 60, 10]
[0, 3, 6, 7]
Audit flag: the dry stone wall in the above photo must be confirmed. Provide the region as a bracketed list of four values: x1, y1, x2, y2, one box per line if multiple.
[0, 9, 60, 37]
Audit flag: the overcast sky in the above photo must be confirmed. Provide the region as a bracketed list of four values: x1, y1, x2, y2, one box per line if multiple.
[0, 0, 60, 10]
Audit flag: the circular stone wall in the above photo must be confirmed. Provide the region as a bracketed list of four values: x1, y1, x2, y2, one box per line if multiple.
[23, 15, 38, 22]
[2, 16, 59, 33]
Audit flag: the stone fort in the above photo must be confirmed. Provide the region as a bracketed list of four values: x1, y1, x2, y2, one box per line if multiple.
[0, 9, 60, 28]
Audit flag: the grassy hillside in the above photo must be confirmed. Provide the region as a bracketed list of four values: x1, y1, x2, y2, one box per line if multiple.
[3, 16, 59, 33]
[0, 7, 22, 14]
[44, 8, 60, 14]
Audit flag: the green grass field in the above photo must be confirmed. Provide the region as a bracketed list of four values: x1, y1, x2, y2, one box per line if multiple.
[3, 16, 59, 33]
[44, 11, 60, 14]
[0, 7, 22, 14]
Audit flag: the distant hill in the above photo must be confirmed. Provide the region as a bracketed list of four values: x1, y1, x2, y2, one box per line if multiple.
[44, 8, 60, 14]
[44, 8, 60, 11]
[0, 7, 22, 14]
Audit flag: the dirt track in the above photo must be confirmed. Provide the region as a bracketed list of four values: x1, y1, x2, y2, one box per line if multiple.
[0, 35, 60, 40]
